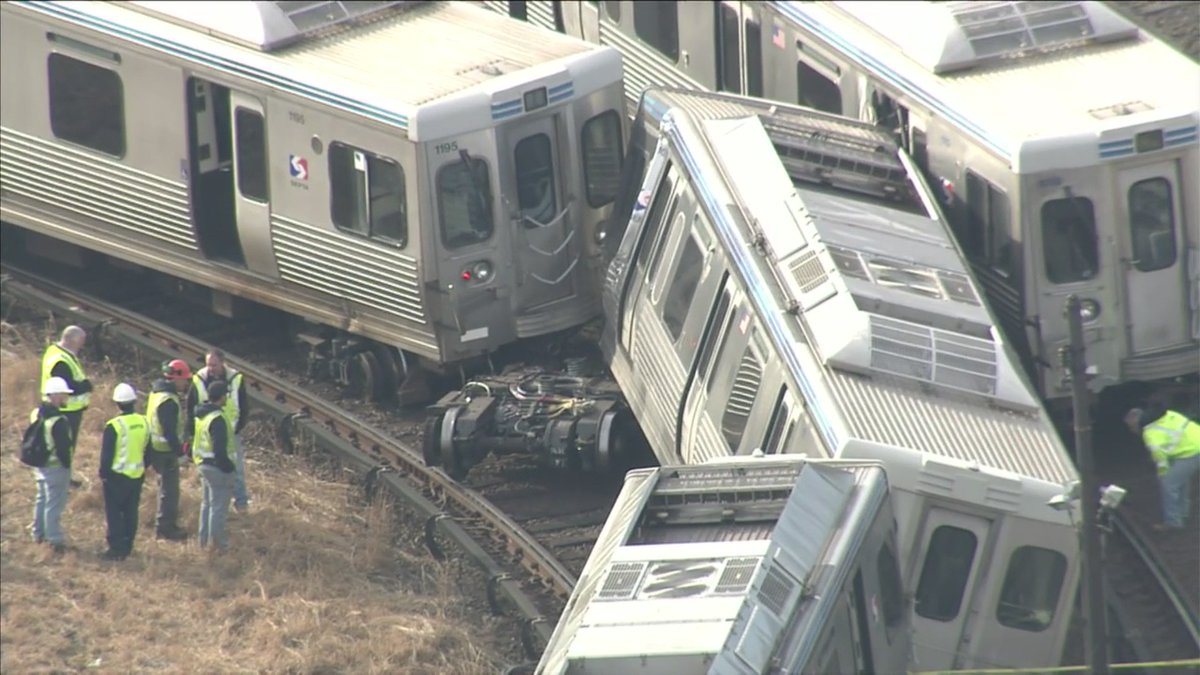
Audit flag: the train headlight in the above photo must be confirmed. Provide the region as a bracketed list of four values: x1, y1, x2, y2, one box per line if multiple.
[1079, 299, 1101, 322]
[461, 261, 493, 285]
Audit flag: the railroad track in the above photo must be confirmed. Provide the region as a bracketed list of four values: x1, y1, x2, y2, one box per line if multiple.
[0, 263, 583, 664]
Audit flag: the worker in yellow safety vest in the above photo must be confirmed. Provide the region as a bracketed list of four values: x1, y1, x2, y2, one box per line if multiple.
[99, 383, 148, 561]
[1126, 404, 1200, 531]
[193, 380, 235, 552]
[40, 325, 93, 453]
[188, 349, 250, 511]
[145, 359, 192, 541]
[28, 377, 76, 555]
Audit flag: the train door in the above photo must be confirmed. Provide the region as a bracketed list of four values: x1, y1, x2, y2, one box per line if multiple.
[910, 508, 992, 671]
[1117, 161, 1190, 353]
[228, 92, 278, 277]
[187, 77, 243, 265]
[500, 113, 577, 315]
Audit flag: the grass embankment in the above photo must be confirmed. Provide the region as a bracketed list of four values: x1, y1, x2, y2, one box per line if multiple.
[0, 320, 506, 673]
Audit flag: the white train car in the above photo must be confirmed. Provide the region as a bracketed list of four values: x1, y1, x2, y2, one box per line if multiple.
[538, 457, 910, 675]
[0, 1, 626, 400]
[491, 0, 1200, 405]
[599, 87, 1081, 671]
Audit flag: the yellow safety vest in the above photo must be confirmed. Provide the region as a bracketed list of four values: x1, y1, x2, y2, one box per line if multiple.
[40, 344, 89, 412]
[106, 413, 147, 479]
[146, 390, 183, 453]
[193, 369, 243, 430]
[1143, 410, 1200, 475]
[28, 407, 72, 468]
[192, 409, 233, 467]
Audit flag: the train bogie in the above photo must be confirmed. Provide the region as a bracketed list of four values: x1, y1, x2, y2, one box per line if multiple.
[0, 1, 628, 400]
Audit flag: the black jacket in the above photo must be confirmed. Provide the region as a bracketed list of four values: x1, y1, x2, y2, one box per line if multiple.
[187, 371, 249, 435]
[49, 359, 93, 396]
[150, 378, 184, 455]
[36, 403, 74, 468]
[195, 402, 234, 473]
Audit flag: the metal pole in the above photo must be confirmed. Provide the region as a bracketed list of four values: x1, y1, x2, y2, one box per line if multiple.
[1066, 294, 1110, 675]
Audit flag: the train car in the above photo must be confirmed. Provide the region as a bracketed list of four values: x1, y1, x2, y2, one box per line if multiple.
[490, 0, 1200, 405]
[537, 456, 910, 675]
[0, 0, 626, 401]
[597, 87, 1081, 671]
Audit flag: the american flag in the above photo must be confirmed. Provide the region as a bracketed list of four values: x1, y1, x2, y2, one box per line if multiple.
[772, 22, 786, 49]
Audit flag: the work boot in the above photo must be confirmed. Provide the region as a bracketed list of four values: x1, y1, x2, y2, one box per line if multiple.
[100, 549, 126, 561]
[156, 526, 188, 541]
[50, 543, 67, 556]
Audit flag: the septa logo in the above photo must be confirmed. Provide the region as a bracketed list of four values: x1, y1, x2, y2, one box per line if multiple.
[289, 154, 309, 181]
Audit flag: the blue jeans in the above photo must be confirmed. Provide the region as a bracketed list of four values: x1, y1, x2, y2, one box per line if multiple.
[198, 464, 235, 550]
[233, 435, 249, 508]
[1160, 454, 1200, 528]
[32, 466, 71, 545]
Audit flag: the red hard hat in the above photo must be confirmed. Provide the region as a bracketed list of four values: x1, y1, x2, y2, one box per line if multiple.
[164, 358, 192, 381]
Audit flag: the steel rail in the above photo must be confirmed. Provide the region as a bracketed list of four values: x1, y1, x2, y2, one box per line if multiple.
[1, 263, 575, 654]
[1112, 511, 1200, 651]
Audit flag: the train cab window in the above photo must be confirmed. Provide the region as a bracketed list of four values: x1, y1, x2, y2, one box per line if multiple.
[437, 157, 494, 249]
[662, 230, 705, 341]
[965, 171, 1013, 276]
[1128, 178, 1177, 272]
[634, 1, 679, 62]
[795, 44, 842, 115]
[996, 546, 1067, 632]
[877, 544, 905, 633]
[514, 134, 558, 225]
[1041, 195, 1098, 284]
[47, 53, 125, 157]
[914, 525, 977, 621]
[603, 1, 621, 23]
[581, 111, 624, 207]
[720, 329, 764, 452]
[234, 109, 268, 202]
[330, 143, 407, 246]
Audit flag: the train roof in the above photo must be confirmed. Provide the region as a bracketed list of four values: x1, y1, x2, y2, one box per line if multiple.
[778, 1, 1200, 171]
[642, 88, 1076, 486]
[537, 458, 889, 675]
[16, 1, 619, 138]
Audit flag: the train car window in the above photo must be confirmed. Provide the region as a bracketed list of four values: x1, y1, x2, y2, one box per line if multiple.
[234, 108, 268, 202]
[914, 525, 977, 621]
[744, 17, 763, 98]
[761, 388, 789, 454]
[720, 329, 763, 451]
[717, 4, 740, 93]
[965, 171, 1013, 275]
[705, 304, 738, 396]
[329, 143, 407, 246]
[646, 202, 684, 291]
[795, 60, 841, 114]
[697, 283, 733, 387]
[634, 1, 679, 62]
[581, 111, 624, 207]
[1041, 196, 1098, 284]
[1128, 178, 1177, 272]
[662, 232, 704, 341]
[877, 543, 905, 633]
[515, 134, 558, 225]
[47, 53, 125, 157]
[603, 1, 620, 23]
[995, 546, 1067, 632]
[437, 158, 494, 249]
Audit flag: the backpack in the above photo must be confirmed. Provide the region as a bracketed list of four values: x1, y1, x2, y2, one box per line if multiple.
[19, 413, 51, 468]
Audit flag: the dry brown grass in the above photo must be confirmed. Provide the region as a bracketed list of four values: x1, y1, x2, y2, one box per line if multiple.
[0, 320, 509, 674]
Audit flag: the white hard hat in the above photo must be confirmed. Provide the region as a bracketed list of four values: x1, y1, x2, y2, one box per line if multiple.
[112, 382, 137, 404]
[43, 377, 74, 396]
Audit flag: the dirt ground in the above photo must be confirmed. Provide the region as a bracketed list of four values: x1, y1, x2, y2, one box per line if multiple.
[0, 321, 508, 674]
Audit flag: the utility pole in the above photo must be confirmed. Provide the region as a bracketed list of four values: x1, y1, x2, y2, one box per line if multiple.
[1064, 294, 1110, 675]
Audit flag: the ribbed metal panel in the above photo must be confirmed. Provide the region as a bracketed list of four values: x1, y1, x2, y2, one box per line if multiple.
[826, 367, 1075, 483]
[0, 127, 196, 250]
[601, 23, 703, 114]
[270, 214, 426, 325]
[630, 302, 687, 455]
[526, 0, 558, 31]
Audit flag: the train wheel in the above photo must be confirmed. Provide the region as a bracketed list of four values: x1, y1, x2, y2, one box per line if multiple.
[422, 411, 442, 467]
[439, 405, 469, 480]
[373, 345, 400, 401]
[596, 409, 636, 475]
[346, 350, 383, 402]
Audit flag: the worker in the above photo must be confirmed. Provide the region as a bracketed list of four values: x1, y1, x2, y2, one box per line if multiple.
[29, 376, 76, 555]
[99, 383, 147, 561]
[145, 359, 191, 540]
[1126, 404, 1200, 531]
[189, 349, 250, 511]
[193, 380, 235, 552]
[40, 325, 93, 452]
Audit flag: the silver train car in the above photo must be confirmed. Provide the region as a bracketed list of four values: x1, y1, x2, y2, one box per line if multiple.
[491, 0, 1200, 405]
[0, 1, 626, 400]
[538, 457, 909, 675]
[599, 87, 1081, 671]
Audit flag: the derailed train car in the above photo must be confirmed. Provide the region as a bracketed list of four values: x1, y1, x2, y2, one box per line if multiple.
[537, 457, 909, 675]
[0, 0, 626, 400]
